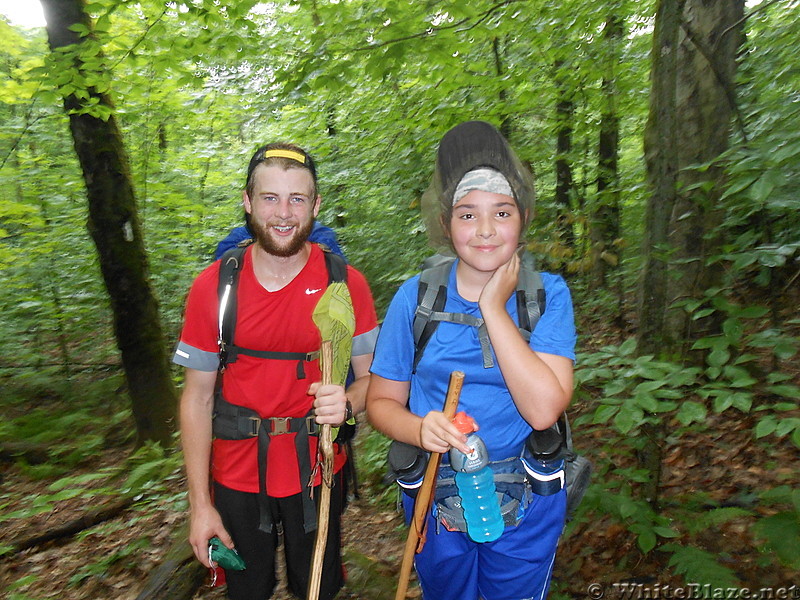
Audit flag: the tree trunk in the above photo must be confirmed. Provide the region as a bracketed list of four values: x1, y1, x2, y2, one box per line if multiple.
[554, 61, 576, 248]
[636, 0, 682, 509]
[590, 14, 623, 292]
[493, 36, 512, 140]
[638, 0, 681, 359]
[41, 0, 177, 446]
[664, 0, 746, 356]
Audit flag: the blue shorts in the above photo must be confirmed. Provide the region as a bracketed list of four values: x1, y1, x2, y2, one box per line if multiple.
[403, 490, 566, 600]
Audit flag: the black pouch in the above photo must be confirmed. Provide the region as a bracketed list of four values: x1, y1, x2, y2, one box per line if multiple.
[387, 440, 428, 498]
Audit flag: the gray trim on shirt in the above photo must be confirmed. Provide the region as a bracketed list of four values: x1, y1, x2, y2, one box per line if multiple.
[353, 325, 380, 356]
[172, 341, 218, 372]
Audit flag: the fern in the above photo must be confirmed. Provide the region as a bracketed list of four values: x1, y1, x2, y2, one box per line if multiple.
[752, 512, 800, 569]
[664, 544, 740, 588]
[684, 506, 752, 535]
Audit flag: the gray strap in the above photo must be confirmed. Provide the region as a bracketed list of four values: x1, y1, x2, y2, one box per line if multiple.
[428, 311, 494, 368]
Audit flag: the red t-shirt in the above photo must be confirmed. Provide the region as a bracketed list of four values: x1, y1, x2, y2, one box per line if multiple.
[178, 244, 378, 496]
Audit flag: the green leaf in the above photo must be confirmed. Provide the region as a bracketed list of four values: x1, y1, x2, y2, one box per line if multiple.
[775, 417, 800, 438]
[613, 405, 644, 434]
[748, 173, 777, 203]
[707, 347, 731, 368]
[592, 404, 619, 424]
[634, 380, 666, 394]
[653, 526, 680, 538]
[755, 416, 777, 438]
[677, 401, 707, 425]
[730, 392, 753, 413]
[767, 385, 800, 399]
[636, 527, 656, 553]
[634, 392, 660, 412]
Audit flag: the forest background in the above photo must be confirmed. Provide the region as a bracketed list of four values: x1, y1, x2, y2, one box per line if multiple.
[0, 0, 798, 599]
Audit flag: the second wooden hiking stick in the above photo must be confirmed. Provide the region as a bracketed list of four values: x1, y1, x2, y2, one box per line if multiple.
[394, 370, 465, 600]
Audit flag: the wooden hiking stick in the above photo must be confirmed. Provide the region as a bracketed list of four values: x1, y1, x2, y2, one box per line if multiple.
[307, 341, 334, 600]
[395, 370, 464, 600]
[308, 277, 354, 600]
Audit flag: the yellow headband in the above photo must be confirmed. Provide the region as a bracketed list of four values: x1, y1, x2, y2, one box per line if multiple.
[263, 149, 306, 164]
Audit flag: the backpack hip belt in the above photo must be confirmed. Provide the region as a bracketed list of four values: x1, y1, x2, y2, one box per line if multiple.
[430, 446, 568, 536]
[212, 393, 319, 534]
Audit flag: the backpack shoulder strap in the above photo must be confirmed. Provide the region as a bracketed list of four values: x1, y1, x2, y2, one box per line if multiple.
[412, 256, 454, 372]
[411, 252, 547, 371]
[322, 247, 348, 284]
[217, 245, 247, 371]
[515, 253, 546, 340]
[217, 244, 350, 375]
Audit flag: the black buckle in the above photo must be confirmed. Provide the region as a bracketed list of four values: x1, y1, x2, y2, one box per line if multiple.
[306, 416, 319, 436]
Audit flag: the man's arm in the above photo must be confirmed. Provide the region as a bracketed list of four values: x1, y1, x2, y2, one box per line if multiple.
[180, 367, 234, 566]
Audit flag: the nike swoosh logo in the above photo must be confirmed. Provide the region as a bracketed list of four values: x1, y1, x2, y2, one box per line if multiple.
[305, 288, 322, 295]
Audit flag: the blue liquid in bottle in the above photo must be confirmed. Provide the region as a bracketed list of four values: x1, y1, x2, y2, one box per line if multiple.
[455, 467, 504, 542]
[449, 412, 504, 543]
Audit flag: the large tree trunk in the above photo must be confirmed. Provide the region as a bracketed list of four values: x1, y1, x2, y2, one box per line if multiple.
[664, 0, 746, 355]
[636, 0, 682, 508]
[41, 0, 177, 446]
[636, 0, 746, 508]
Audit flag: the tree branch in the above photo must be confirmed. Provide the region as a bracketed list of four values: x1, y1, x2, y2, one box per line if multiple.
[344, 0, 527, 53]
[679, 15, 748, 142]
[714, 0, 786, 54]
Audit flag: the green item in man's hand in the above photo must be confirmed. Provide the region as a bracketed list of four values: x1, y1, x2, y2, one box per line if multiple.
[208, 537, 246, 570]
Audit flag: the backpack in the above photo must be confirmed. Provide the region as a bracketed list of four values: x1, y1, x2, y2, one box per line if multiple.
[410, 252, 592, 519]
[216, 242, 357, 443]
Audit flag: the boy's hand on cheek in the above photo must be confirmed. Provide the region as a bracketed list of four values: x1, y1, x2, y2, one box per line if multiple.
[479, 252, 520, 313]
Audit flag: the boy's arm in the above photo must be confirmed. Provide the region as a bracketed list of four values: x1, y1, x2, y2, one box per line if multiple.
[366, 374, 469, 454]
[479, 254, 573, 430]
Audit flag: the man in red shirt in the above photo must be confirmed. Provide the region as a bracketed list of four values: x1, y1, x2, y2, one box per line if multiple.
[174, 142, 378, 600]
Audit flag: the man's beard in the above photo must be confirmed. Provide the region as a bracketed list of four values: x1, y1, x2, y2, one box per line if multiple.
[252, 216, 314, 257]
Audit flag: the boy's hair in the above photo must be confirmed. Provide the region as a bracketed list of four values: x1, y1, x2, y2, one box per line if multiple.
[421, 121, 535, 252]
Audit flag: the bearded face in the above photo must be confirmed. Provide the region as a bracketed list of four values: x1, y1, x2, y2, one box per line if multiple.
[250, 210, 315, 257]
[244, 164, 320, 258]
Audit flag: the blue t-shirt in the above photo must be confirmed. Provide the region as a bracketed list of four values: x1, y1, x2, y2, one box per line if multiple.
[370, 260, 576, 461]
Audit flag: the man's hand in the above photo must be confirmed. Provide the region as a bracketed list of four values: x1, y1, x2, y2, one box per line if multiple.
[189, 503, 234, 568]
[308, 382, 348, 425]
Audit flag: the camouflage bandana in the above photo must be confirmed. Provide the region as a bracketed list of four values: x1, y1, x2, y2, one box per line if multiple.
[452, 168, 514, 206]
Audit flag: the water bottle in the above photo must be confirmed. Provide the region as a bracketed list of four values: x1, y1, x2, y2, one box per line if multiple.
[448, 412, 504, 543]
[521, 423, 567, 496]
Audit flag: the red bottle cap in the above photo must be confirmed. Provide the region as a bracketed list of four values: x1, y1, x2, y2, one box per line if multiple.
[452, 411, 476, 434]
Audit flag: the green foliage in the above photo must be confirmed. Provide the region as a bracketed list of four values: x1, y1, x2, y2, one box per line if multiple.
[663, 544, 741, 590]
[4, 574, 40, 600]
[121, 438, 184, 496]
[575, 317, 798, 576]
[0, 0, 798, 591]
[354, 427, 396, 509]
[751, 486, 800, 570]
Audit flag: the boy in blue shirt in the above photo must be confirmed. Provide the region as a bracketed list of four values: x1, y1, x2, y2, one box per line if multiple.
[367, 121, 576, 600]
